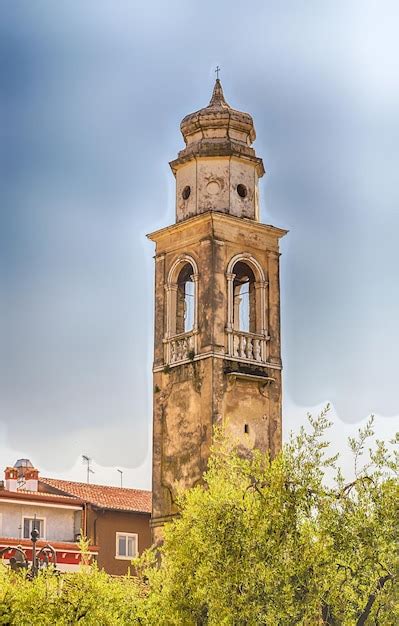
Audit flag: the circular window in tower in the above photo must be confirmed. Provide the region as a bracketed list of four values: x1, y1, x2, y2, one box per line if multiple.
[182, 185, 191, 200]
[237, 184, 247, 198]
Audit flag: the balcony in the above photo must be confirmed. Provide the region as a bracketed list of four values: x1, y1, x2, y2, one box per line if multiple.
[163, 330, 269, 367]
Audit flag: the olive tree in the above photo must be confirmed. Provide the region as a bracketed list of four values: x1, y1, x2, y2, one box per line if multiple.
[138, 408, 399, 625]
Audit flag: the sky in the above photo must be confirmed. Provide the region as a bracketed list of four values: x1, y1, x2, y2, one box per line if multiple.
[1, 1, 398, 489]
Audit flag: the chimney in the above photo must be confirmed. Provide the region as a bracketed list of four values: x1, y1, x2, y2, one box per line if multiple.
[4, 467, 18, 491]
[23, 467, 39, 491]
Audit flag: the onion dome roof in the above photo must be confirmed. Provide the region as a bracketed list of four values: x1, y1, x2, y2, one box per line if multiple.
[180, 79, 256, 146]
[171, 79, 263, 176]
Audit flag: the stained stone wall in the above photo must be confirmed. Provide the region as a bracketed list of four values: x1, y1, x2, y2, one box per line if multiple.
[148, 212, 286, 541]
[175, 156, 260, 222]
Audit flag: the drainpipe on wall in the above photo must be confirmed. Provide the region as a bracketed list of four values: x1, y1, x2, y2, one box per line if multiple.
[93, 515, 97, 546]
[82, 502, 88, 538]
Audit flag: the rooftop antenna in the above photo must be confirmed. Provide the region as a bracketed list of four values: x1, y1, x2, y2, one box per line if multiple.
[82, 455, 94, 484]
[117, 469, 123, 488]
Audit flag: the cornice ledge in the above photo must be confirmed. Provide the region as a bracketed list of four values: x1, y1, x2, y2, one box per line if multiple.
[147, 211, 288, 242]
[210, 211, 288, 239]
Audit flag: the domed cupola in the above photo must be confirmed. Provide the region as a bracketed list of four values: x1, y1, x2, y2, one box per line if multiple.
[170, 79, 265, 223]
[179, 79, 257, 151]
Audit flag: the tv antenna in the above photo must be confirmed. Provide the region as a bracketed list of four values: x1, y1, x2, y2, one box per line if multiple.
[82, 455, 94, 484]
[117, 469, 123, 488]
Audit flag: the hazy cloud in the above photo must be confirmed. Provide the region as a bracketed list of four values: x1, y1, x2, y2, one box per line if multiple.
[1, 1, 398, 482]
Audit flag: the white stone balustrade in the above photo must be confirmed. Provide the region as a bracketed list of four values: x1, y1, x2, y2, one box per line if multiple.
[166, 332, 196, 364]
[231, 331, 267, 363]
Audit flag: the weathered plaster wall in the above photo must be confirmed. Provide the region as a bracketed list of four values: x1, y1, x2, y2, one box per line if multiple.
[220, 365, 282, 458]
[197, 158, 229, 212]
[152, 359, 213, 528]
[149, 213, 285, 537]
[229, 157, 259, 220]
[0, 502, 78, 542]
[176, 161, 197, 221]
[176, 156, 258, 222]
[86, 508, 151, 576]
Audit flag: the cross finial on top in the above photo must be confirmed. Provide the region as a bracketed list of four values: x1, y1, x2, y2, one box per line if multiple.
[208, 72, 229, 108]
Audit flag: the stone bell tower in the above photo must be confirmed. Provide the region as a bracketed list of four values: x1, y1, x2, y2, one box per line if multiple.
[148, 79, 287, 540]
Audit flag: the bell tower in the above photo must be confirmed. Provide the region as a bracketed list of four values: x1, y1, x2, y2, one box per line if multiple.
[148, 79, 287, 541]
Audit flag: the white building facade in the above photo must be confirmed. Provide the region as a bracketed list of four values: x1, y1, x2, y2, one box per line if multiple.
[0, 460, 97, 572]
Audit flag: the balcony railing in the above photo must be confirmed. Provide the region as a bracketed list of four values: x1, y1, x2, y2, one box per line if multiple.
[164, 330, 269, 366]
[165, 331, 196, 365]
[229, 330, 268, 363]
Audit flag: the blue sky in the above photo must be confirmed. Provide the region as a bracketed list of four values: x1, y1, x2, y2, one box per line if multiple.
[1, 1, 398, 487]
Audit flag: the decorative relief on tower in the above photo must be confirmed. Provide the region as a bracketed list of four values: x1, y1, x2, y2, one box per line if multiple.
[206, 180, 221, 196]
[198, 161, 229, 212]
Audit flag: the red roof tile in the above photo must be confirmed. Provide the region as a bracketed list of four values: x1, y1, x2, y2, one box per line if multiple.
[0, 489, 82, 507]
[40, 478, 152, 514]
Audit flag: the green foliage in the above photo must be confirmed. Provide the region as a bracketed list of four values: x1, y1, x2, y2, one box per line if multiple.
[0, 410, 397, 625]
[136, 408, 399, 625]
[0, 563, 143, 625]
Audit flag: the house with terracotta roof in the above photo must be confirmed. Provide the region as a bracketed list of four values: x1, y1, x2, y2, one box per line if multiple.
[40, 476, 152, 575]
[1, 460, 152, 576]
[0, 460, 98, 571]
